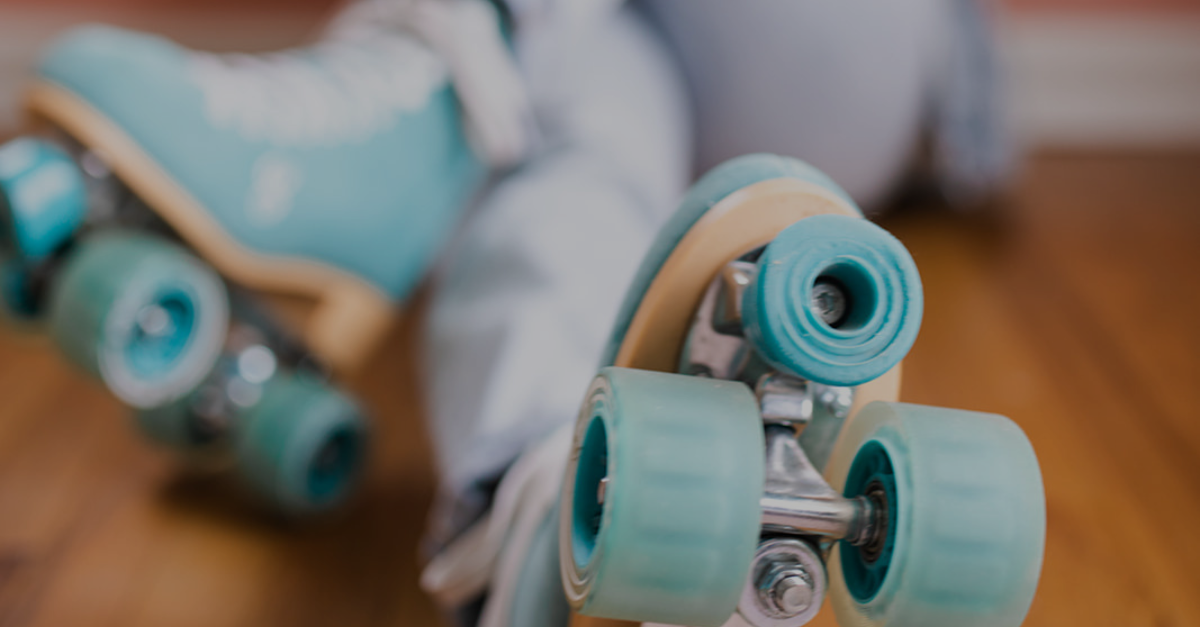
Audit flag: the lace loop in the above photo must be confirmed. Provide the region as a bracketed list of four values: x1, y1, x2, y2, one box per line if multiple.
[329, 0, 536, 166]
[189, 0, 534, 166]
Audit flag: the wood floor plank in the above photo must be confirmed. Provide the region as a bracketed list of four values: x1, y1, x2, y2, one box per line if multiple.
[879, 152, 1200, 627]
[0, 152, 1196, 627]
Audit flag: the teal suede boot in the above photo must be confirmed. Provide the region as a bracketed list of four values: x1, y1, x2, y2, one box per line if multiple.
[0, 0, 509, 513]
[25, 19, 487, 367]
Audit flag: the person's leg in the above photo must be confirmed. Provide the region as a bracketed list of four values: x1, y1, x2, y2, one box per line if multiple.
[420, 4, 690, 549]
[641, 0, 944, 210]
[641, 0, 1012, 211]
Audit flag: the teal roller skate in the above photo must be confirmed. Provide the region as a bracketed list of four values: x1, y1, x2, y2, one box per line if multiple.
[0, 0, 513, 512]
[548, 155, 1045, 627]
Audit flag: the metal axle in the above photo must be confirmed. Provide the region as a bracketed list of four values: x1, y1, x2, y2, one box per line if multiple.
[759, 425, 876, 545]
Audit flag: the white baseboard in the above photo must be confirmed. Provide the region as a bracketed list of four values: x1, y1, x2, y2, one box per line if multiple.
[1, 10, 1199, 148]
[1000, 15, 1200, 147]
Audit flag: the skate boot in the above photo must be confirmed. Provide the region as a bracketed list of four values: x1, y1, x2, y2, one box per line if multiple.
[0, 0, 518, 513]
[425, 154, 1046, 627]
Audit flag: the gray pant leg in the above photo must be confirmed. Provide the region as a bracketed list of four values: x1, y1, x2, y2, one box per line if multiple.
[421, 5, 690, 543]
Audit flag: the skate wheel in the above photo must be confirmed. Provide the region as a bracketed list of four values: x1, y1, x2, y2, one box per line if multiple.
[827, 402, 1045, 627]
[234, 373, 367, 513]
[743, 214, 922, 386]
[0, 138, 87, 261]
[48, 232, 228, 408]
[603, 153, 861, 372]
[560, 367, 764, 627]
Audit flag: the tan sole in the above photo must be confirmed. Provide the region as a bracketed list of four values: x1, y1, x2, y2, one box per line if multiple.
[23, 81, 395, 372]
[573, 176, 903, 627]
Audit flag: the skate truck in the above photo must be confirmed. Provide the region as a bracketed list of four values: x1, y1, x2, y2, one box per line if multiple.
[0, 21, 493, 513]
[552, 155, 1046, 627]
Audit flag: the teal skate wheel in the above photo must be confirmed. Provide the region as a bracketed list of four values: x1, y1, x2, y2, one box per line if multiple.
[560, 367, 764, 627]
[234, 373, 367, 513]
[0, 138, 87, 261]
[742, 214, 922, 386]
[600, 153, 859, 368]
[48, 232, 228, 408]
[827, 402, 1045, 627]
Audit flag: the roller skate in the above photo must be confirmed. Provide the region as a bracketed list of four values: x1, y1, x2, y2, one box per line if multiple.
[472, 154, 1045, 627]
[0, 1, 514, 513]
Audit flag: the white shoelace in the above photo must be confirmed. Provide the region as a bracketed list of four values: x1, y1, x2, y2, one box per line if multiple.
[189, 0, 534, 165]
[398, 0, 537, 166]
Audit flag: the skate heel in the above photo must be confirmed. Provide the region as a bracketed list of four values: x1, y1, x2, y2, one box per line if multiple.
[305, 281, 394, 374]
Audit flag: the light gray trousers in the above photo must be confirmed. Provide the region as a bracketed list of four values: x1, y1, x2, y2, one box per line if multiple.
[421, 5, 691, 543]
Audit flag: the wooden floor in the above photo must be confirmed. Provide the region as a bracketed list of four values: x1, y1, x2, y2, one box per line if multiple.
[0, 152, 1197, 627]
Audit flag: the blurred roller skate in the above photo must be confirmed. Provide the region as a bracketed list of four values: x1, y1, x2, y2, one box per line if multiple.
[0, 0, 525, 513]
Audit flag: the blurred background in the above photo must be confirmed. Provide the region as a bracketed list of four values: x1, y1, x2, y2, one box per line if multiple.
[0, 0, 1197, 626]
[3, 0, 1199, 150]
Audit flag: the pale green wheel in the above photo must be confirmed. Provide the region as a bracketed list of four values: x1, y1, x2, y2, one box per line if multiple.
[48, 231, 228, 408]
[559, 367, 765, 627]
[235, 372, 368, 513]
[742, 214, 923, 387]
[826, 402, 1046, 627]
